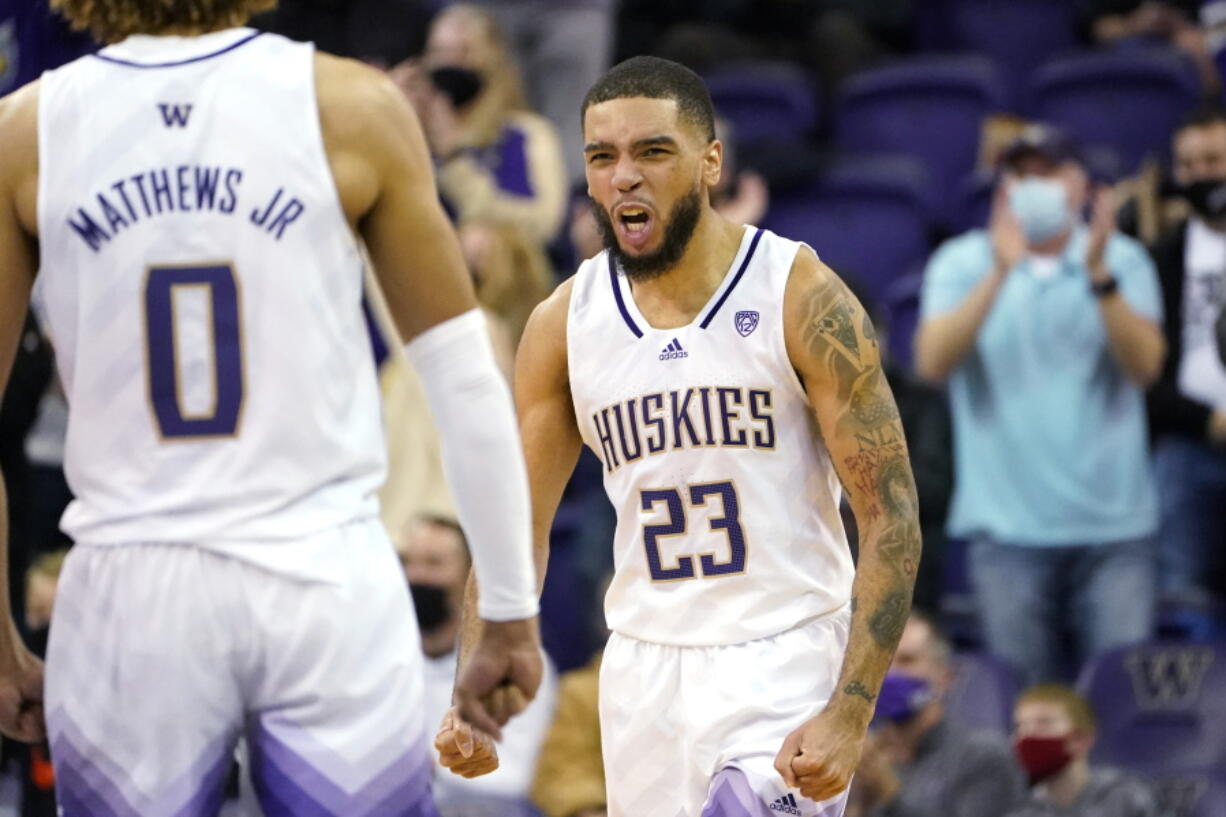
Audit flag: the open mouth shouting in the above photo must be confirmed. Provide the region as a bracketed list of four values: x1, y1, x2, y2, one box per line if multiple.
[613, 201, 656, 252]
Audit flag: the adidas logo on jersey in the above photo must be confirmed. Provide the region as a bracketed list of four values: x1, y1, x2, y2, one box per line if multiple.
[769, 793, 802, 815]
[659, 337, 688, 360]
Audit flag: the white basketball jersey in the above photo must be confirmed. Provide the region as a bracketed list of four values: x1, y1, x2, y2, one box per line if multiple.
[567, 227, 854, 647]
[34, 29, 384, 568]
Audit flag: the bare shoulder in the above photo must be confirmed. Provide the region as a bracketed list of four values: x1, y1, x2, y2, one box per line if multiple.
[516, 276, 575, 381]
[313, 53, 415, 148]
[312, 53, 429, 224]
[0, 81, 42, 233]
[0, 81, 40, 173]
[523, 276, 575, 349]
[782, 245, 879, 380]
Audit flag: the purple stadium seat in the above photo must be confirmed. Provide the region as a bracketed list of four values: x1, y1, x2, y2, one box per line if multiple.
[941, 0, 1080, 108]
[882, 269, 923, 372]
[762, 155, 932, 301]
[952, 170, 995, 235]
[1029, 47, 1200, 175]
[835, 55, 1006, 226]
[1077, 641, 1226, 771]
[704, 61, 819, 146]
[1143, 769, 1226, 817]
[945, 652, 1022, 737]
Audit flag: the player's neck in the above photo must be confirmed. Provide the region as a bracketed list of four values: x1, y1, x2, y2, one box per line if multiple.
[628, 209, 744, 324]
[132, 21, 249, 39]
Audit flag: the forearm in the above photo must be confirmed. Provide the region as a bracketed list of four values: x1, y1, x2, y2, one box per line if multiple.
[456, 528, 551, 670]
[831, 514, 920, 724]
[914, 266, 1006, 383]
[406, 310, 538, 621]
[1093, 283, 1166, 387]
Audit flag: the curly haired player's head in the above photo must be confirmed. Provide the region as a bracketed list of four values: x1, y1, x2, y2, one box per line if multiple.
[51, 0, 276, 43]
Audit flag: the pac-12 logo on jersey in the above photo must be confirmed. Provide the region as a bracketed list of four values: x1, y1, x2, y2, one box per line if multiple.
[735, 310, 759, 337]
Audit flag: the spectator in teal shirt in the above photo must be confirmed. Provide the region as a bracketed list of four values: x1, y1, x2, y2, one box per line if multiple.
[915, 125, 1167, 686]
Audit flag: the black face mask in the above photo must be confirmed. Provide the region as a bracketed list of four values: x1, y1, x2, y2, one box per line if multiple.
[429, 66, 484, 108]
[1181, 178, 1226, 220]
[409, 582, 452, 632]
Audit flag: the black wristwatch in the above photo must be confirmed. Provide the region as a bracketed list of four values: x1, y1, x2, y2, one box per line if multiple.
[1090, 276, 1119, 298]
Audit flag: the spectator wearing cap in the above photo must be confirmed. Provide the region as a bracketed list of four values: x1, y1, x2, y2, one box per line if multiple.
[1006, 685, 1156, 817]
[1146, 105, 1226, 630]
[915, 124, 1166, 686]
[848, 612, 1026, 817]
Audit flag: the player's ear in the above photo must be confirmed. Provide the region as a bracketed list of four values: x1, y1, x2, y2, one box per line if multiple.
[703, 138, 723, 189]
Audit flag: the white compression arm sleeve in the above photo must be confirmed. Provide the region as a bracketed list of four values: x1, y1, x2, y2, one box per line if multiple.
[404, 308, 539, 621]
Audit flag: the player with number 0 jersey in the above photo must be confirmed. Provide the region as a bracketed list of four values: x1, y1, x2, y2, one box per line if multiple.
[0, 1, 543, 815]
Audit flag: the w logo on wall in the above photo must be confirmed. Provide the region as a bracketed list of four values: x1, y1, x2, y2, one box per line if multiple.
[734, 310, 759, 337]
[1124, 647, 1214, 710]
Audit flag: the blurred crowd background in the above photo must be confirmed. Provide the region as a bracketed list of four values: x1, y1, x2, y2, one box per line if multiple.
[3, 1, 1226, 816]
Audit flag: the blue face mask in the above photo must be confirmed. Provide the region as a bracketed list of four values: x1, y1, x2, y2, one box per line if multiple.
[873, 673, 935, 724]
[1008, 177, 1072, 243]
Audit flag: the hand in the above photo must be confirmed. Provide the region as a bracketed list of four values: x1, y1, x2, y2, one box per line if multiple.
[434, 707, 500, 778]
[774, 707, 867, 802]
[0, 642, 45, 743]
[989, 185, 1026, 273]
[454, 617, 543, 739]
[1086, 186, 1116, 275]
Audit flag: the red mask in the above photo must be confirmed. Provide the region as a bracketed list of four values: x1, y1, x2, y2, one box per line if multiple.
[1014, 735, 1074, 784]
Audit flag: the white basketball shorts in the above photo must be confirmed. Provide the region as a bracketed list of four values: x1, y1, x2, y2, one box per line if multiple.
[45, 518, 437, 817]
[599, 605, 852, 817]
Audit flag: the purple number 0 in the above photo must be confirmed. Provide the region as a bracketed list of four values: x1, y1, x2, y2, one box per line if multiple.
[640, 481, 747, 582]
[144, 264, 244, 438]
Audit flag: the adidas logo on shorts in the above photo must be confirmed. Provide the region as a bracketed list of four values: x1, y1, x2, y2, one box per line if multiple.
[659, 337, 688, 360]
[769, 793, 802, 815]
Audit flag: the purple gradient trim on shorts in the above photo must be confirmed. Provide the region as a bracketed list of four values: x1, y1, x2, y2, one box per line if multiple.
[248, 722, 438, 817]
[702, 768, 772, 817]
[50, 712, 234, 817]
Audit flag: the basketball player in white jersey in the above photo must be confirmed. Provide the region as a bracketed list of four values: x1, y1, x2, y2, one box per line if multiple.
[436, 57, 923, 816]
[0, 1, 545, 815]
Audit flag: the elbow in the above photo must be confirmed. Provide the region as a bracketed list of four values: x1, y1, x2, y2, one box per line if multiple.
[1133, 353, 1166, 390]
[913, 356, 950, 386]
[1130, 336, 1168, 390]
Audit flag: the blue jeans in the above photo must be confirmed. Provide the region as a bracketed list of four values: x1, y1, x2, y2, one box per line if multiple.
[1154, 437, 1226, 605]
[969, 538, 1155, 687]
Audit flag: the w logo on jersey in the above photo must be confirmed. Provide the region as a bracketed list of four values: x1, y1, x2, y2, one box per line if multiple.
[1124, 647, 1214, 710]
[158, 103, 193, 128]
[735, 310, 759, 337]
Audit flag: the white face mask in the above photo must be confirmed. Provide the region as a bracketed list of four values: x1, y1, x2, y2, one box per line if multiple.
[1008, 177, 1072, 243]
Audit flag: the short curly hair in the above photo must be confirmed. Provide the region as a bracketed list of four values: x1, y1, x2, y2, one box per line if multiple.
[50, 0, 277, 44]
[583, 56, 716, 142]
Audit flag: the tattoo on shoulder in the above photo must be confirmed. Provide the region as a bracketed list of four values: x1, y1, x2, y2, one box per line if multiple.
[843, 681, 876, 703]
[800, 274, 864, 368]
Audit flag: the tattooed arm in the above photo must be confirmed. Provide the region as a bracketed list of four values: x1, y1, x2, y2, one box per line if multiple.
[772, 248, 921, 801]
